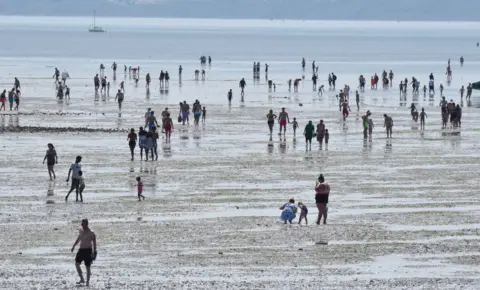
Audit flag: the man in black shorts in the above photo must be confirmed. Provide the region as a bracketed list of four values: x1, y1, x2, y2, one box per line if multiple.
[71, 219, 97, 286]
[65, 156, 82, 202]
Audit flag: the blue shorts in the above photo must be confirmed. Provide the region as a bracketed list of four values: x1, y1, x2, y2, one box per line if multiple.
[194, 112, 201, 118]
[182, 112, 189, 119]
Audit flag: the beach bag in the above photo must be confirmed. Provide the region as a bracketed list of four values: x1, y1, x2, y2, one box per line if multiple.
[177, 115, 182, 123]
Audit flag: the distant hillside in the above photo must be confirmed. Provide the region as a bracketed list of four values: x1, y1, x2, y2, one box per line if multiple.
[1, 0, 480, 21]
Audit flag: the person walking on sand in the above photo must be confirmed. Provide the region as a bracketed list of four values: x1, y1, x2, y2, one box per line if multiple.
[14, 89, 20, 111]
[127, 128, 137, 161]
[43, 143, 58, 180]
[65, 156, 82, 202]
[316, 120, 326, 147]
[266, 110, 277, 136]
[71, 219, 97, 287]
[8, 88, 15, 111]
[383, 114, 393, 138]
[420, 108, 427, 130]
[278, 107, 290, 135]
[115, 89, 124, 110]
[163, 113, 174, 142]
[239, 78, 246, 96]
[0, 89, 6, 111]
[315, 174, 330, 225]
[304, 120, 315, 151]
[136, 177, 145, 201]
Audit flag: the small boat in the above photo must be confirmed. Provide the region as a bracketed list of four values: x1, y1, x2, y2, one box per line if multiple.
[88, 11, 106, 33]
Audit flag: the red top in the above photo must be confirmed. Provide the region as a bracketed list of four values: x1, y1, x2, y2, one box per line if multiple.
[137, 181, 143, 193]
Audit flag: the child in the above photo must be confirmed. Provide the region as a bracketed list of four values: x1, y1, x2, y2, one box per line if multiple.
[291, 117, 298, 137]
[368, 118, 374, 136]
[279, 198, 297, 224]
[420, 108, 427, 130]
[324, 129, 329, 145]
[202, 106, 206, 123]
[298, 202, 308, 224]
[78, 170, 85, 202]
[136, 177, 145, 201]
[65, 86, 70, 99]
[107, 82, 111, 94]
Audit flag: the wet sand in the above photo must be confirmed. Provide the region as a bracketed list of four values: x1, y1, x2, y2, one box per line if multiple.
[2, 19, 480, 289]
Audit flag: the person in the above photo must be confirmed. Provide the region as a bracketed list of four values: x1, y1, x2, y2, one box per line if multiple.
[8, 88, 15, 111]
[278, 108, 290, 135]
[78, 171, 85, 201]
[138, 127, 147, 160]
[383, 114, 393, 138]
[239, 78, 246, 95]
[298, 202, 308, 225]
[368, 118, 374, 137]
[460, 85, 465, 100]
[43, 143, 58, 180]
[266, 110, 277, 135]
[318, 85, 325, 96]
[341, 101, 351, 121]
[145, 111, 159, 131]
[316, 120, 325, 146]
[115, 90, 124, 110]
[127, 128, 137, 161]
[442, 109, 449, 129]
[304, 120, 315, 150]
[324, 129, 329, 145]
[362, 111, 371, 138]
[420, 108, 427, 130]
[355, 90, 360, 110]
[0, 90, 5, 111]
[163, 113, 174, 142]
[53, 68, 60, 82]
[14, 77, 20, 90]
[315, 174, 330, 225]
[94, 74, 100, 92]
[14, 89, 20, 111]
[181, 101, 190, 125]
[120, 81, 125, 93]
[66, 156, 83, 202]
[227, 89, 233, 103]
[150, 126, 159, 161]
[71, 219, 97, 287]
[291, 117, 298, 137]
[194, 108, 201, 125]
[136, 177, 145, 201]
[65, 86, 70, 99]
[202, 107, 206, 123]
[279, 198, 297, 224]
[144, 130, 153, 161]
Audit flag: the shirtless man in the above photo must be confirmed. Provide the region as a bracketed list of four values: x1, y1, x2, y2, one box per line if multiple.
[145, 111, 159, 131]
[115, 89, 124, 110]
[278, 108, 290, 135]
[71, 219, 97, 287]
[383, 114, 393, 138]
[341, 101, 351, 121]
[181, 101, 190, 125]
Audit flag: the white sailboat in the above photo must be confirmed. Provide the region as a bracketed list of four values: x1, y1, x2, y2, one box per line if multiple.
[88, 11, 106, 33]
